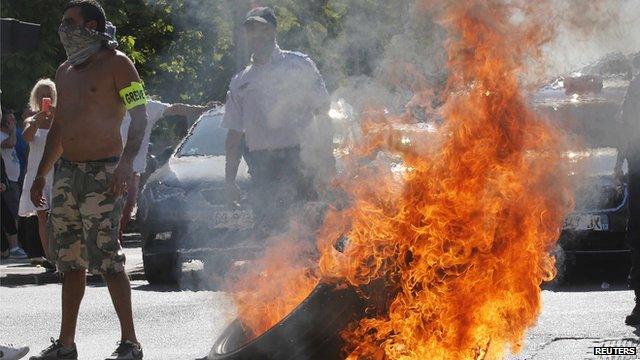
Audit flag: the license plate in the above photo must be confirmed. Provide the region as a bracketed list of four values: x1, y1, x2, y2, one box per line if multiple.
[563, 214, 609, 231]
[211, 210, 253, 230]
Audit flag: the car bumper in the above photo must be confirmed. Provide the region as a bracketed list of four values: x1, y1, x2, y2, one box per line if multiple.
[138, 189, 254, 250]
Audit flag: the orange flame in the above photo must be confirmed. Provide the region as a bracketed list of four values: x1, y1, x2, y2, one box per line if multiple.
[230, 1, 574, 358]
[226, 224, 320, 337]
[316, 1, 573, 359]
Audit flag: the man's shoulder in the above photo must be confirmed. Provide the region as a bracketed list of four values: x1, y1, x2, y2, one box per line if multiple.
[108, 50, 134, 66]
[280, 50, 319, 73]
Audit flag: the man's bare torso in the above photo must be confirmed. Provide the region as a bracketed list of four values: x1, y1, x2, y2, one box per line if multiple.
[56, 49, 126, 162]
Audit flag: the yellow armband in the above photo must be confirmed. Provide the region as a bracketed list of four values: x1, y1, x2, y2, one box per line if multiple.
[119, 82, 147, 110]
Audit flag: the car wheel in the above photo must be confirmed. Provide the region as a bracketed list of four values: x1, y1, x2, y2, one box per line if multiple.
[143, 251, 182, 285]
[543, 244, 569, 289]
[207, 283, 366, 360]
[142, 231, 182, 285]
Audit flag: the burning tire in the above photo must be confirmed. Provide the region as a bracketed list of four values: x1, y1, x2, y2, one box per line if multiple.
[208, 283, 365, 360]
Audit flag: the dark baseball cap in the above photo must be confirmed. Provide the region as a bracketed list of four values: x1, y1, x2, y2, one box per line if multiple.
[244, 7, 277, 28]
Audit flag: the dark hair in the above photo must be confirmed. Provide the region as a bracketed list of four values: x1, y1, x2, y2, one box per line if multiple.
[65, 0, 106, 32]
[1, 108, 14, 126]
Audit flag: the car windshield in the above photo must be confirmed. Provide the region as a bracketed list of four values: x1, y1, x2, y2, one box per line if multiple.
[176, 112, 226, 157]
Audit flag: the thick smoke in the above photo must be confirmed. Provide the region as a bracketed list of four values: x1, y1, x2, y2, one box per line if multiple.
[544, 0, 640, 75]
[139, 0, 639, 354]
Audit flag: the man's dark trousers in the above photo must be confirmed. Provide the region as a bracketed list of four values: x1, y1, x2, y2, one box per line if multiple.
[245, 146, 316, 237]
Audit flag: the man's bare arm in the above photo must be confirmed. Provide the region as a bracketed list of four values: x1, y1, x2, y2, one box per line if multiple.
[35, 116, 63, 178]
[31, 66, 65, 207]
[225, 129, 243, 204]
[114, 53, 148, 166]
[225, 129, 243, 184]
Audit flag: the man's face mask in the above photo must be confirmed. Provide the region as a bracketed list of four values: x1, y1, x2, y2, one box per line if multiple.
[58, 22, 118, 66]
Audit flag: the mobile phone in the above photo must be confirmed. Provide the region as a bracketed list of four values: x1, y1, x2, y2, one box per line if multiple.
[41, 98, 52, 113]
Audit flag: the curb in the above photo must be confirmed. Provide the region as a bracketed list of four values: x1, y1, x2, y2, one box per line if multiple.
[0, 267, 146, 287]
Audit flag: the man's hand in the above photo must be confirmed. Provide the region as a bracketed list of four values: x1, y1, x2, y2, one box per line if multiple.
[0, 183, 6, 192]
[109, 161, 134, 196]
[225, 180, 241, 207]
[31, 176, 47, 207]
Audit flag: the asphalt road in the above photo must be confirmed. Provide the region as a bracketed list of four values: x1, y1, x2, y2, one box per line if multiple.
[0, 280, 234, 360]
[1, 247, 639, 360]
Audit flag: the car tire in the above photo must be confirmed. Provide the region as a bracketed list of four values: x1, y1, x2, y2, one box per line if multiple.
[143, 251, 182, 285]
[142, 233, 182, 285]
[543, 244, 569, 289]
[207, 283, 366, 360]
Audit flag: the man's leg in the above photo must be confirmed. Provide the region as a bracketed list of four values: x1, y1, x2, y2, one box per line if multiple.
[79, 161, 140, 351]
[59, 269, 86, 346]
[50, 164, 87, 347]
[31, 160, 86, 359]
[103, 272, 138, 343]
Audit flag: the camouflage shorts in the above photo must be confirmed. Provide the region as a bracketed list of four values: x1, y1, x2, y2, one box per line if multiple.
[48, 158, 125, 275]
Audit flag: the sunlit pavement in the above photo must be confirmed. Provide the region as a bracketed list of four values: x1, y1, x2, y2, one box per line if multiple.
[0, 245, 234, 360]
[0, 277, 234, 360]
[511, 287, 638, 360]
[1, 245, 638, 360]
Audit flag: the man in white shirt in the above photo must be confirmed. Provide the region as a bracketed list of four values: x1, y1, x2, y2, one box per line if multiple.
[119, 99, 208, 238]
[222, 7, 333, 235]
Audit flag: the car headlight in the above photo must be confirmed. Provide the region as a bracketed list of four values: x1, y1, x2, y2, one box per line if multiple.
[151, 182, 185, 201]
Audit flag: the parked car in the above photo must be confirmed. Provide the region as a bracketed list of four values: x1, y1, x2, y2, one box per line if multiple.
[138, 106, 255, 284]
[138, 103, 350, 284]
[534, 52, 636, 269]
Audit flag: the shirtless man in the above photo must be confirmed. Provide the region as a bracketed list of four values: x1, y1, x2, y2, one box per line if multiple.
[29, 1, 146, 359]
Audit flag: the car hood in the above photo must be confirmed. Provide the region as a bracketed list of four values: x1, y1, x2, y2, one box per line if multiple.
[148, 155, 250, 188]
[567, 147, 623, 178]
[567, 147, 627, 212]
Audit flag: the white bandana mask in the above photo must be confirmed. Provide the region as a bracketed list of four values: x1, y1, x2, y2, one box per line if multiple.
[58, 22, 118, 65]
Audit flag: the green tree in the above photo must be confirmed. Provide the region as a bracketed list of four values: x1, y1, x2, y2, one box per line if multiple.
[1, 0, 423, 114]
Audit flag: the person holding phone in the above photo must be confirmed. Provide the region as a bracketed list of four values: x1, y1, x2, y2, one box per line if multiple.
[19, 79, 57, 269]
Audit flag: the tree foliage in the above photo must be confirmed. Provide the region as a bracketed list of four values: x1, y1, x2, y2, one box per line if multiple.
[1, 0, 417, 113]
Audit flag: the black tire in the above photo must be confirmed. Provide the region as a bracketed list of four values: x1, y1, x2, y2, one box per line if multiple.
[142, 233, 182, 285]
[143, 252, 182, 285]
[208, 283, 365, 360]
[543, 244, 570, 290]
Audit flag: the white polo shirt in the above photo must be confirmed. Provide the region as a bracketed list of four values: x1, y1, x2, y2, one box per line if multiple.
[221, 45, 330, 152]
[120, 99, 169, 173]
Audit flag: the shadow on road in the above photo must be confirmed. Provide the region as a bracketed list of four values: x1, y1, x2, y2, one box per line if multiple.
[132, 266, 225, 293]
[543, 253, 631, 292]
